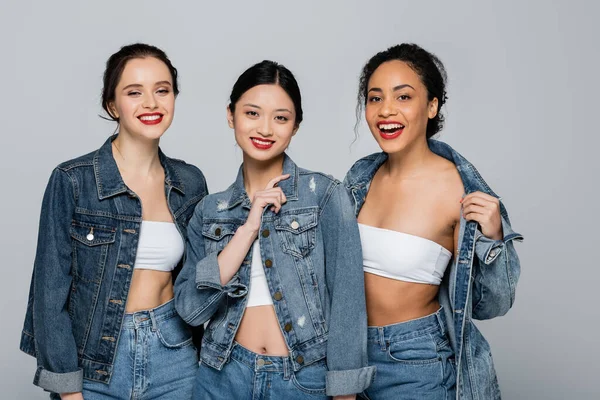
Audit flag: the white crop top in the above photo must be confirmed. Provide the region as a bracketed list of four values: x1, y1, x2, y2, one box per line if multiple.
[246, 240, 274, 307]
[133, 221, 184, 272]
[358, 224, 452, 285]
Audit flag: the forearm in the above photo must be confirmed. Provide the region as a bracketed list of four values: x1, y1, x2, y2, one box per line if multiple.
[217, 224, 257, 285]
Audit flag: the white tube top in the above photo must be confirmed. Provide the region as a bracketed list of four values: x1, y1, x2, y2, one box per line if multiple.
[133, 221, 184, 272]
[246, 240, 274, 307]
[358, 224, 452, 285]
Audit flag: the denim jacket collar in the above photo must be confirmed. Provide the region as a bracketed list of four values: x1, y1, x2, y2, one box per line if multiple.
[93, 135, 185, 200]
[222, 153, 299, 211]
[348, 139, 499, 199]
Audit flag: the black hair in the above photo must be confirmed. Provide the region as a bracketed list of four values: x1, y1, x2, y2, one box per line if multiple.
[356, 43, 448, 138]
[101, 43, 179, 122]
[229, 60, 303, 127]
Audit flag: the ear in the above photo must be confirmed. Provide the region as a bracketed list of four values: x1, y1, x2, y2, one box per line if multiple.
[226, 105, 234, 129]
[108, 102, 119, 119]
[291, 124, 299, 136]
[428, 98, 439, 119]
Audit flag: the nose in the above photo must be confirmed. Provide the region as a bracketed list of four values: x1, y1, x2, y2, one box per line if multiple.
[378, 98, 397, 118]
[257, 118, 273, 137]
[142, 93, 158, 109]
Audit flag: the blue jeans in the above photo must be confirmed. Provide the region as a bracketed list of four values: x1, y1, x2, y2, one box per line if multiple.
[360, 307, 456, 400]
[194, 342, 329, 399]
[77, 299, 198, 400]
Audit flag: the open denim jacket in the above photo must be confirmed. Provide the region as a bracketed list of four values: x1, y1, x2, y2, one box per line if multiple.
[344, 140, 523, 400]
[174, 154, 375, 396]
[20, 136, 208, 394]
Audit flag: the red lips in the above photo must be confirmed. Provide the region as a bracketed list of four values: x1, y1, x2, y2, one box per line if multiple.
[138, 113, 163, 125]
[250, 137, 275, 150]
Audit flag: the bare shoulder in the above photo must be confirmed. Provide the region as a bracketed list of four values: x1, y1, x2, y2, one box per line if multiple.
[430, 154, 464, 216]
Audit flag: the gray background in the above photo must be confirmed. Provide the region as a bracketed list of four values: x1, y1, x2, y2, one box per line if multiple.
[1, 0, 597, 399]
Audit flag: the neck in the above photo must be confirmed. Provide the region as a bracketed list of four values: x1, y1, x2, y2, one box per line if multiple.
[384, 136, 435, 179]
[242, 153, 285, 198]
[112, 133, 161, 177]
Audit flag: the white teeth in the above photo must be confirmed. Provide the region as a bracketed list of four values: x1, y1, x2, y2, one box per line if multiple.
[378, 123, 404, 130]
[252, 138, 273, 145]
[139, 115, 161, 121]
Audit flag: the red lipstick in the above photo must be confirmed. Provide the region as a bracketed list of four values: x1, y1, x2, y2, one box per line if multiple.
[377, 120, 405, 140]
[250, 137, 275, 150]
[138, 113, 163, 125]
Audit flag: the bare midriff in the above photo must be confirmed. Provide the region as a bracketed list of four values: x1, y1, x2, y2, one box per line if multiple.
[234, 305, 289, 356]
[125, 269, 174, 312]
[365, 273, 441, 326]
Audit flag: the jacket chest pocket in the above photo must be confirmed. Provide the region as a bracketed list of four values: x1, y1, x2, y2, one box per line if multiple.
[70, 222, 116, 284]
[201, 222, 239, 254]
[275, 208, 319, 258]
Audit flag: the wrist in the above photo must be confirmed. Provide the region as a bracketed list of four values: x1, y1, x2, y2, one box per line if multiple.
[238, 223, 259, 239]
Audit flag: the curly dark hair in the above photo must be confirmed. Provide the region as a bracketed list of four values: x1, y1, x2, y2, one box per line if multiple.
[356, 43, 448, 139]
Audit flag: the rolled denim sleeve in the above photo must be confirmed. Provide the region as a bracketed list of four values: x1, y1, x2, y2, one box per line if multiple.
[30, 168, 83, 393]
[174, 199, 247, 327]
[321, 182, 375, 396]
[472, 213, 524, 320]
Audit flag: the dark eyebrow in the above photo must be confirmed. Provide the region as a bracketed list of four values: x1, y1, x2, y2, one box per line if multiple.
[243, 103, 261, 109]
[393, 84, 414, 91]
[368, 84, 415, 94]
[242, 104, 292, 114]
[122, 81, 172, 91]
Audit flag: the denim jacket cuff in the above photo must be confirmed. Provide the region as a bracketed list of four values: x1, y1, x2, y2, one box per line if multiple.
[325, 365, 376, 396]
[33, 366, 83, 394]
[475, 217, 524, 265]
[195, 251, 248, 298]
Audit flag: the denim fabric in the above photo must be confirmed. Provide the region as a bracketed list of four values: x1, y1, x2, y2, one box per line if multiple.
[20, 136, 208, 394]
[175, 154, 375, 396]
[360, 308, 456, 400]
[194, 343, 329, 400]
[344, 140, 523, 400]
[73, 300, 197, 399]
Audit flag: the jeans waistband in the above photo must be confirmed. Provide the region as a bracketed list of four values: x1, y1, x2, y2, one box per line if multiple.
[121, 298, 178, 330]
[367, 306, 448, 344]
[230, 342, 292, 378]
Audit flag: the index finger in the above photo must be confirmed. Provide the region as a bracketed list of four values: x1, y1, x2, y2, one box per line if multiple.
[463, 191, 500, 203]
[265, 174, 290, 189]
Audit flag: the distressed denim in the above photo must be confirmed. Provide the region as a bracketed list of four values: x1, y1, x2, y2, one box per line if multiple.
[20, 136, 208, 394]
[175, 154, 375, 397]
[194, 342, 329, 400]
[50, 300, 198, 400]
[360, 307, 456, 400]
[344, 140, 523, 400]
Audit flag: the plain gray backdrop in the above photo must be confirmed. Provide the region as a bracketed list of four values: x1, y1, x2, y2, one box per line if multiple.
[1, 0, 598, 399]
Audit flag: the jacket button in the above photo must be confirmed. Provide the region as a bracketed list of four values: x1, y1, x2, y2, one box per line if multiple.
[262, 229, 270, 238]
[296, 355, 304, 364]
[290, 220, 300, 230]
[273, 291, 283, 301]
[215, 227, 222, 236]
[284, 323, 292, 332]
[265, 259, 273, 268]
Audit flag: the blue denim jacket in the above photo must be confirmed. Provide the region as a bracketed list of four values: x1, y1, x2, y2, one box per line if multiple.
[344, 140, 523, 400]
[20, 136, 208, 394]
[174, 154, 375, 396]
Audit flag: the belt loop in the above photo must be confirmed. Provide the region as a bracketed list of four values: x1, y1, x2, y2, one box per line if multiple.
[378, 327, 386, 351]
[149, 310, 158, 332]
[284, 357, 291, 380]
[436, 309, 446, 336]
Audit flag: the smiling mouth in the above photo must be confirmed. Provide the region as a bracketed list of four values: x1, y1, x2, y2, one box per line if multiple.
[138, 114, 163, 125]
[377, 122, 405, 139]
[250, 137, 275, 150]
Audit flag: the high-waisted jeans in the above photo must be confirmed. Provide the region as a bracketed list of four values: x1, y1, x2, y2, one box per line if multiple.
[74, 299, 198, 400]
[360, 307, 456, 400]
[194, 342, 329, 400]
